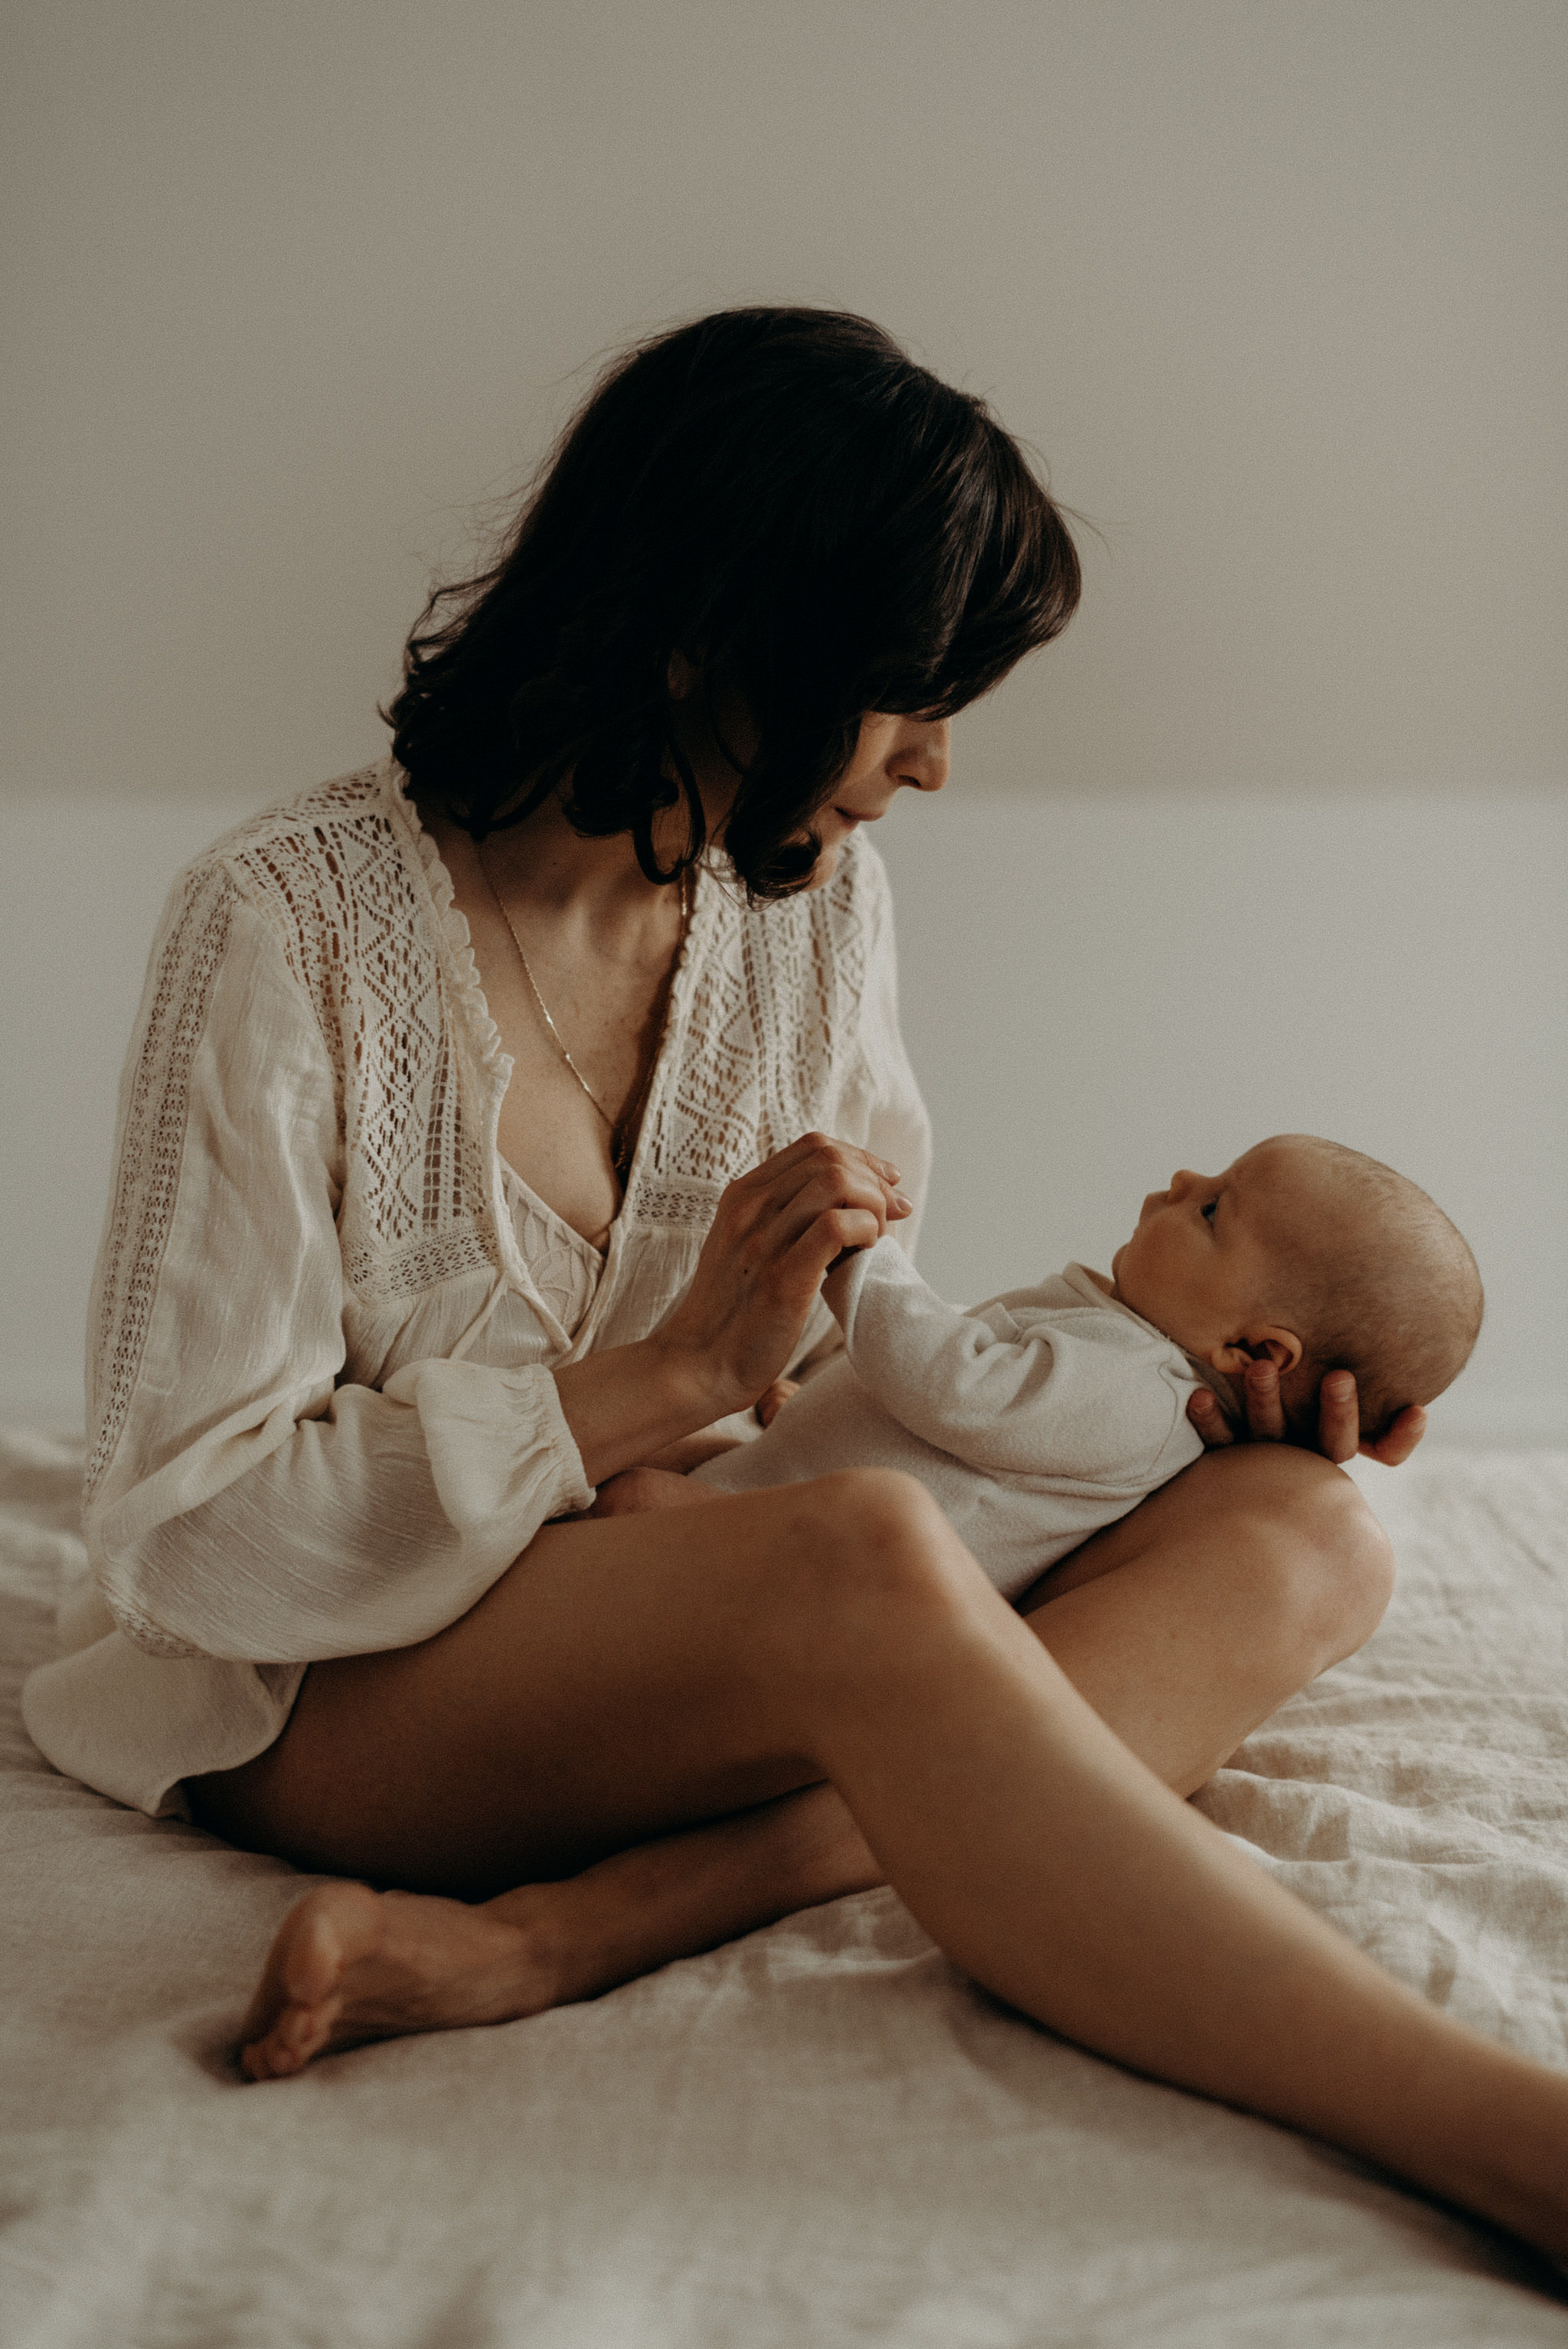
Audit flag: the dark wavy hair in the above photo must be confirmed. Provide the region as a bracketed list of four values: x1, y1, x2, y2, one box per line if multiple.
[387, 307, 1081, 899]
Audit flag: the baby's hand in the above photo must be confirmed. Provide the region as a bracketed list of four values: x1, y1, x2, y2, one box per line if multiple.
[756, 1378, 801, 1429]
[636, 1429, 746, 1473]
[589, 1466, 720, 1519]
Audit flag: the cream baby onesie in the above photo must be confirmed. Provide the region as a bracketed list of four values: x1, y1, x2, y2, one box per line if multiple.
[695, 1239, 1230, 1600]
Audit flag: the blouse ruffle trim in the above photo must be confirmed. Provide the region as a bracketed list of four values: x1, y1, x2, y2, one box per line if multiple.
[386, 763, 513, 1097]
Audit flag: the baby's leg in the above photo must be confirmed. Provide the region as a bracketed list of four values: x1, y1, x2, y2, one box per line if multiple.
[589, 1465, 720, 1519]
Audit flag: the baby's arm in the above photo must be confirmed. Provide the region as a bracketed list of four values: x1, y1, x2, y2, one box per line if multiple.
[825, 1240, 1178, 1480]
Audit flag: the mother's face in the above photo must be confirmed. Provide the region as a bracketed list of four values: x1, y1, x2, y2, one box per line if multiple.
[800, 711, 951, 888]
[668, 662, 951, 889]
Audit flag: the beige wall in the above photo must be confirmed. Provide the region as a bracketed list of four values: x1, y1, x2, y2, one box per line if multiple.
[6, 0, 1564, 807]
[3, 2, 1565, 1437]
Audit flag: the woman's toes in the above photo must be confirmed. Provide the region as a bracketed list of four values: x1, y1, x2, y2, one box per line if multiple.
[240, 2025, 298, 2082]
[240, 2010, 307, 2080]
[240, 2001, 337, 2081]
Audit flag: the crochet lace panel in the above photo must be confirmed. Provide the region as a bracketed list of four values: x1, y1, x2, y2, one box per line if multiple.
[217, 771, 500, 1308]
[86, 769, 882, 1536]
[626, 855, 874, 1230]
[87, 859, 239, 1516]
[213, 764, 877, 1256]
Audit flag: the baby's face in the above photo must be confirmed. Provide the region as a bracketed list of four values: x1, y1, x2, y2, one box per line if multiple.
[1111, 1140, 1308, 1367]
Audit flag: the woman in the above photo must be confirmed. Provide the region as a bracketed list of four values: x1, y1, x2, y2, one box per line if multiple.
[24, 309, 1567, 2257]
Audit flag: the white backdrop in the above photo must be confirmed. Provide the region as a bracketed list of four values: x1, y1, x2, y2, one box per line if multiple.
[3, 2, 1564, 1438]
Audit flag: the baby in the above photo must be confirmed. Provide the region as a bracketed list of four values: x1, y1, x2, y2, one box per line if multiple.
[602, 1135, 1482, 1602]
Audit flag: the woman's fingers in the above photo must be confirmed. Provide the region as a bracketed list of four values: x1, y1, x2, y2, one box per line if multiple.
[1191, 1365, 1419, 1468]
[1186, 1387, 1236, 1449]
[727, 1135, 910, 1237]
[1242, 1360, 1287, 1443]
[729, 1133, 903, 1196]
[1315, 1371, 1360, 1465]
[658, 1135, 912, 1414]
[1360, 1401, 1427, 1466]
[727, 1131, 871, 1178]
[778, 1207, 884, 1297]
[1190, 1363, 1286, 1448]
[753, 1168, 903, 1256]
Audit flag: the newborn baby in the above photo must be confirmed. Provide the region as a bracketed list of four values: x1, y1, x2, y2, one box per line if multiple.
[607, 1135, 1482, 1602]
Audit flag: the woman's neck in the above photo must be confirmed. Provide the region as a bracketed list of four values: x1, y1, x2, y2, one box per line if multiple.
[433, 792, 691, 956]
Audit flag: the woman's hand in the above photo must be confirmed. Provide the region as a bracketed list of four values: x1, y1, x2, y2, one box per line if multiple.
[655, 1134, 911, 1420]
[1187, 1364, 1427, 1467]
[554, 1135, 909, 1488]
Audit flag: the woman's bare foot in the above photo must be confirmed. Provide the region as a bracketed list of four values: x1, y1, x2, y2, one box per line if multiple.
[237, 1783, 880, 2083]
[237, 1881, 564, 2080]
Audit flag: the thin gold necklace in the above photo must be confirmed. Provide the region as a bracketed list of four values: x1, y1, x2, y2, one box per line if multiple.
[476, 848, 692, 1178]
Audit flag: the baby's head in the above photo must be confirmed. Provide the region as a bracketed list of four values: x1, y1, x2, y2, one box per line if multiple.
[1110, 1135, 1482, 1442]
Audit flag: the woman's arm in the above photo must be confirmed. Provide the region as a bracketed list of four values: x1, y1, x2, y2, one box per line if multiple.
[86, 871, 606, 1662]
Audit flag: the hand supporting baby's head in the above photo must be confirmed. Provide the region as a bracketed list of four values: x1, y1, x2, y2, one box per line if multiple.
[1112, 1135, 1482, 1443]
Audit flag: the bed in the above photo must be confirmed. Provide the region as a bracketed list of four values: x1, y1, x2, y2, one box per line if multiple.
[4, 1424, 1567, 2347]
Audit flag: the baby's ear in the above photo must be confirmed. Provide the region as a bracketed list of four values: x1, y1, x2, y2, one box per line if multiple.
[1208, 1327, 1303, 1376]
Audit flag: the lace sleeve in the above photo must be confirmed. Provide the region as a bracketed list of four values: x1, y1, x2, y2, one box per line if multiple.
[83, 862, 591, 1665]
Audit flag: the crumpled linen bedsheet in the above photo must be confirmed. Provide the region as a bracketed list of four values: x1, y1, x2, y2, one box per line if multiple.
[2, 1426, 1566, 2349]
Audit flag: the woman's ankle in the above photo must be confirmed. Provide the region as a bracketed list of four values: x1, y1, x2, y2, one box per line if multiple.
[483, 1867, 677, 2007]
[475, 1882, 590, 2008]
[478, 1789, 885, 2017]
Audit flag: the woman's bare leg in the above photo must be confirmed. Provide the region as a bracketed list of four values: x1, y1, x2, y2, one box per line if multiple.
[1020, 1442, 1391, 1794]
[560, 1444, 1390, 1985]
[217, 1463, 1568, 2249]
[221, 1447, 1390, 2072]
[234, 1782, 880, 2076]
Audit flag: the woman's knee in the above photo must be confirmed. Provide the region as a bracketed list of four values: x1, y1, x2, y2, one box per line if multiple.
[781, 1468, 980, 1618]
[1241, 1455, 1396, 1675]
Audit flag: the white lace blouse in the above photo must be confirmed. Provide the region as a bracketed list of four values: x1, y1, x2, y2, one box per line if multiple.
[21, 761, 931, 1818]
